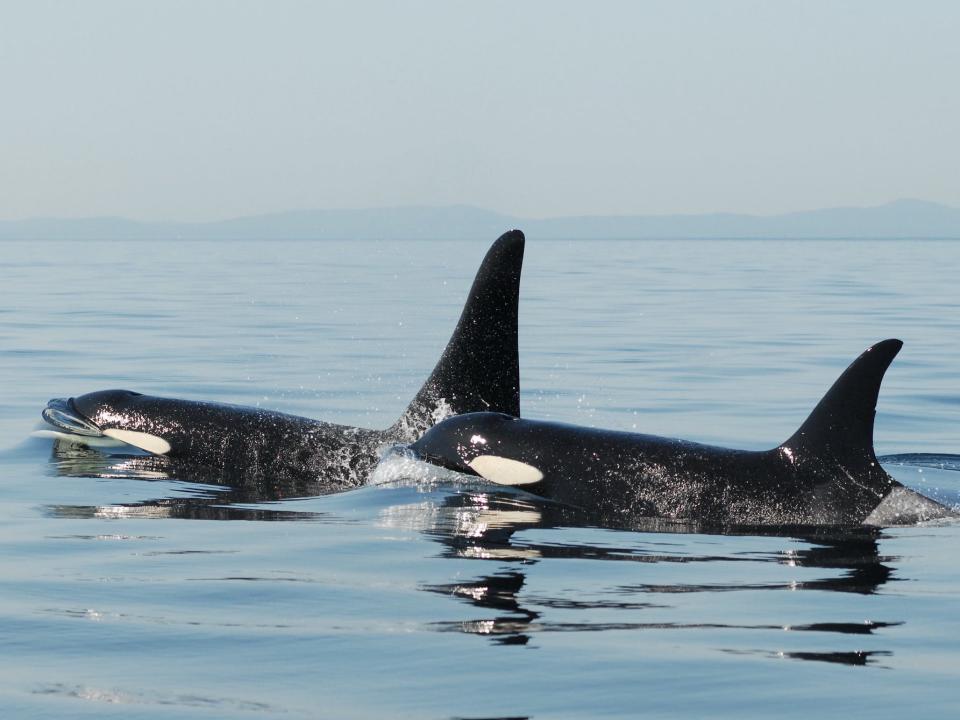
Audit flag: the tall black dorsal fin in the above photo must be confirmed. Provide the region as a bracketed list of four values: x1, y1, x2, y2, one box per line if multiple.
[391, 230, 525, 440]
[780, 339, 902, 466]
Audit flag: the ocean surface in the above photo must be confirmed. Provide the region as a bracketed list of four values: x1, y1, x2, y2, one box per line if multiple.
[1, 237, 959, 718]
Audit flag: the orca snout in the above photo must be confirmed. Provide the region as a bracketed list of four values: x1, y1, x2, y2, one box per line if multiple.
[409, 412, 517, 470]
[408, 431, 479, 477]
[42, 397, 102, 436]
[409, 412, 545, 487]
[41, 390, 174, 455]
[42, 389, 145, 437]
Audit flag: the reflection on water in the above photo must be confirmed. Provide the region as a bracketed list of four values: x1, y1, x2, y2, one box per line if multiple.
[43, 439, 915, 666]
[46, 440, 331, 521]
[722, 648, 894, 667]
[415, 491, 897, 657]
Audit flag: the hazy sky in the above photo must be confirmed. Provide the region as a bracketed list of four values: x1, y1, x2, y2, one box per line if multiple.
[2, 1, 957, 221]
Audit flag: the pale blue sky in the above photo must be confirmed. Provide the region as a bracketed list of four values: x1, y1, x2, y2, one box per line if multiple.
[1, 1, 957, 221]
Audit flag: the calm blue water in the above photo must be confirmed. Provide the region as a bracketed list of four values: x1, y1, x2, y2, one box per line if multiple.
[2, 238, 959, 718]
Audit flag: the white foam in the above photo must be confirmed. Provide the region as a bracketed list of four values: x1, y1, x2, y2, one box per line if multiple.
[369, 450, 472, 486]
[864, 486, 957, 526]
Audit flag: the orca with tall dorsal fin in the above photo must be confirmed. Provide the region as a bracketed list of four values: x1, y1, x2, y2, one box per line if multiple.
[37, 230, 525, 486]
[409, 339, 955, 526]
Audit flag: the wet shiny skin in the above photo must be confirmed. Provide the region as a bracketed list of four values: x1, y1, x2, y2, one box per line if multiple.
[2, 238, 960, 718]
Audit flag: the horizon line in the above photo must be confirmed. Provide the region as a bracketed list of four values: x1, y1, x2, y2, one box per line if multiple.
[1, 197, 958, 226]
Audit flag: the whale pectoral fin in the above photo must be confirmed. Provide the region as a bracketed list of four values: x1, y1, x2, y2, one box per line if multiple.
[390, 230, 525, 440]
[780, 339, 901, 467]
[102, 429, 172, 455]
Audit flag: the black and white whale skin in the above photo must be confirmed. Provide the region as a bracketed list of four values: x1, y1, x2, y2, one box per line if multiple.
[39, 230, 525, 486]
[409, 340, 955, 527]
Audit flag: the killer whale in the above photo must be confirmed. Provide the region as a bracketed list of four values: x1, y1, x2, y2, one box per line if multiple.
[39, 230, 525, 486]
[408, 339, 955, 526]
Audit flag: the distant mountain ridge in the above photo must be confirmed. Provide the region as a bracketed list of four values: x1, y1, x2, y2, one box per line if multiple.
[2, 199, 959, 240]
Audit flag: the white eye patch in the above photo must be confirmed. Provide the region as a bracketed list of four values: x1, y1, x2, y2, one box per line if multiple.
[467, 455, 543, 486]
[102, 429, 172, 455]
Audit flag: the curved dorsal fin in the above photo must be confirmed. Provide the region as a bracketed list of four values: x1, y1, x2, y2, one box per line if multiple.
[391, 230, 525, 440]
[781, 339, 902, 466]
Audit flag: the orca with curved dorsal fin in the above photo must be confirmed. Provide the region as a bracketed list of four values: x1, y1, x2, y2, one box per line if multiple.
[38, 230, 525, 486]
[409, 340, 955, 526]
[391, 230, 522, 438]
